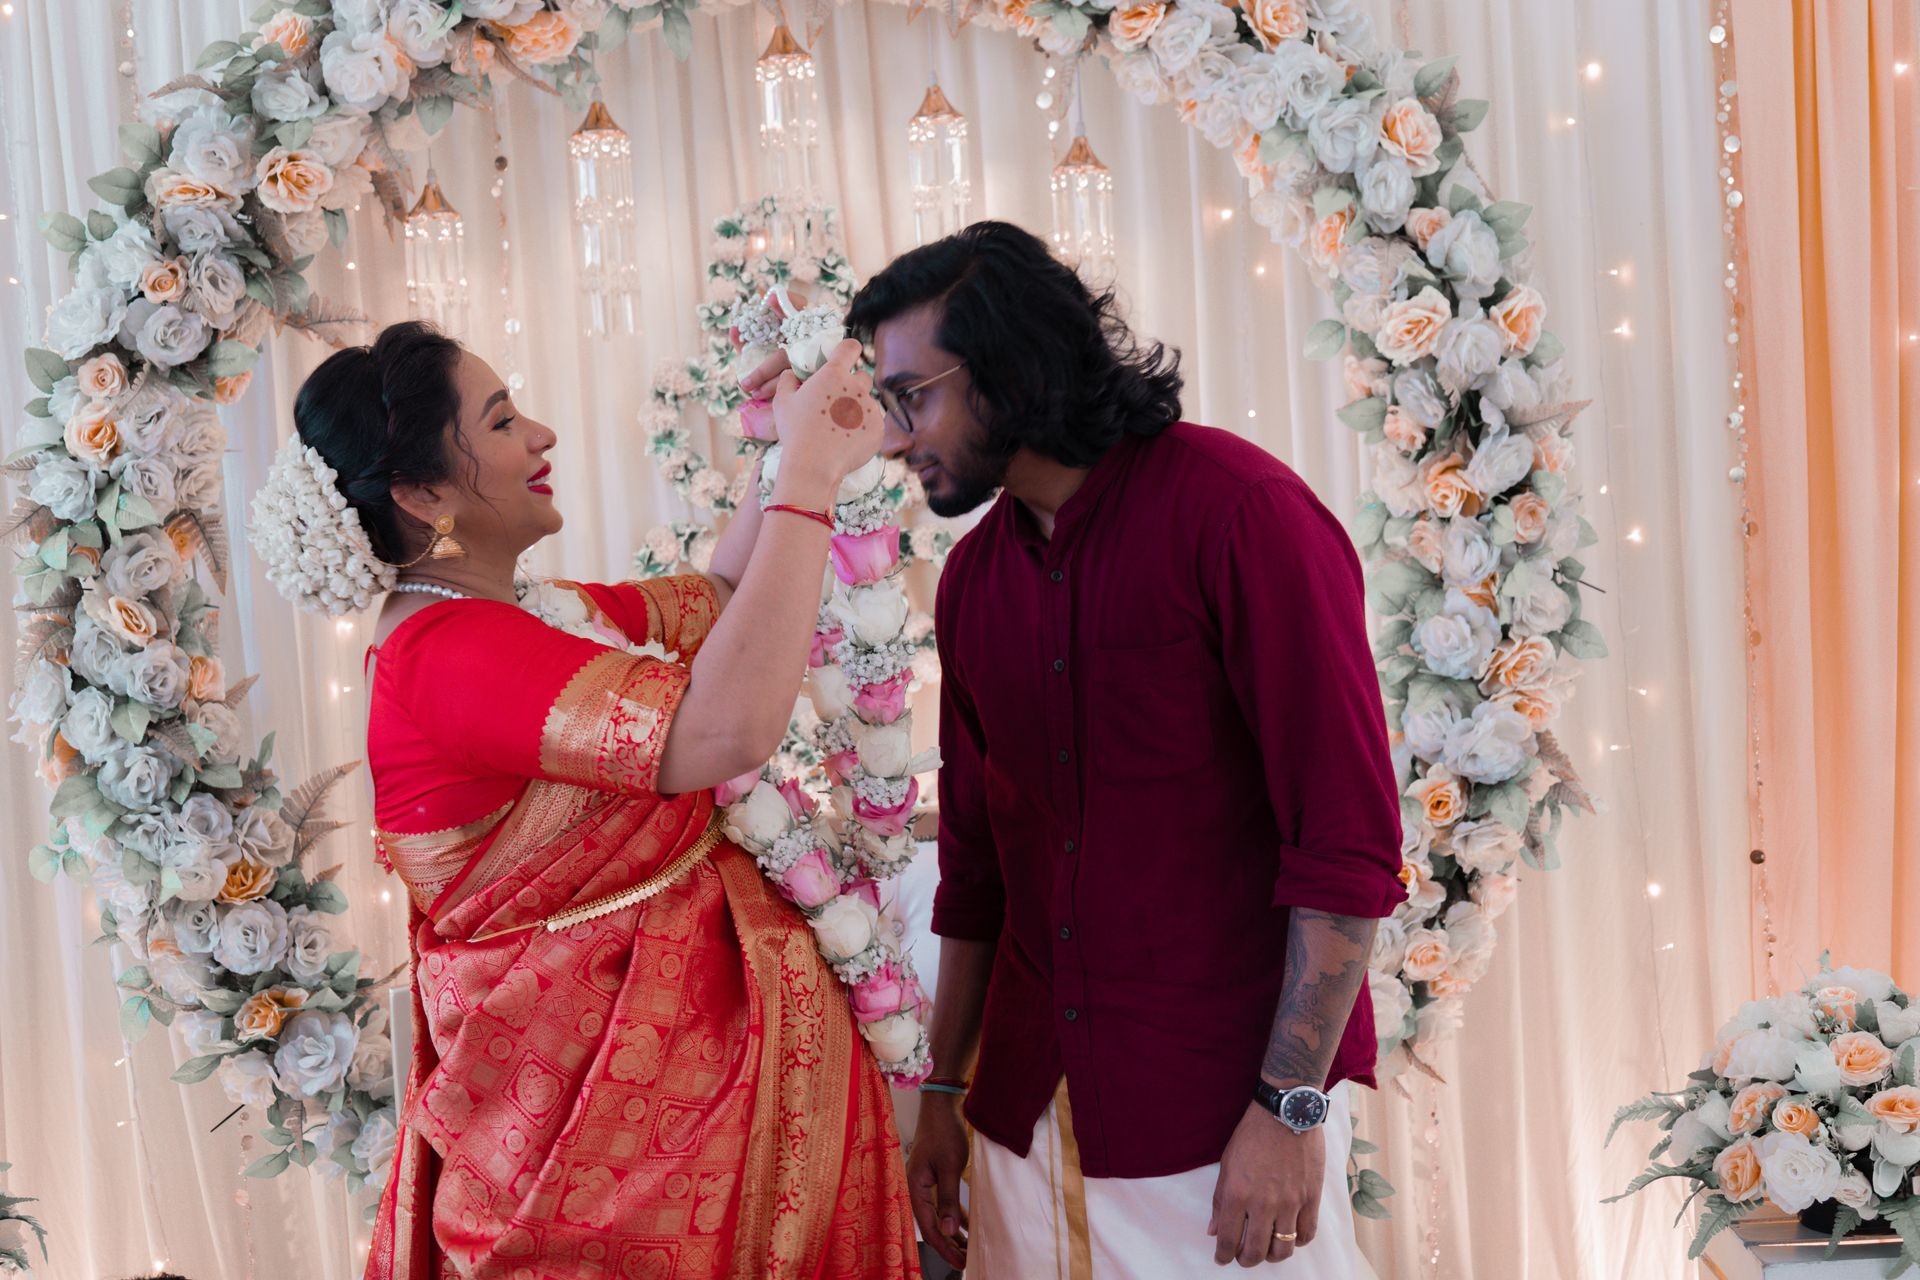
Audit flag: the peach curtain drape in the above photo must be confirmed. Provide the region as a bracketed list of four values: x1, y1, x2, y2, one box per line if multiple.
[1732, 0, 1919, 993]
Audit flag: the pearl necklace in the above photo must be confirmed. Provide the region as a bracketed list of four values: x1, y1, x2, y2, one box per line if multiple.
[391, 581, 471, 602]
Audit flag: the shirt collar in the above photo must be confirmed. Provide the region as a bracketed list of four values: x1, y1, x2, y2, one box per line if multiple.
[1006, 434, 1143, 554]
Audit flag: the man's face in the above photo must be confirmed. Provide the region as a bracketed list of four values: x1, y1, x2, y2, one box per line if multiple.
[872, 302, 1009, 518]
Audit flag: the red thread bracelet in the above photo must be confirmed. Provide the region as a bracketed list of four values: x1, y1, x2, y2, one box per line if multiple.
[764, 503, 835, 531]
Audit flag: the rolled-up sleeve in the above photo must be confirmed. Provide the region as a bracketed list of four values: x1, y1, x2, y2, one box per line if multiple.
[1211, 477, 1405, 918]
[930, 570, 1007, 940]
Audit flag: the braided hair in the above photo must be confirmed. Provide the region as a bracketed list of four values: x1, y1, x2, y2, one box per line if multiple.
[292, 320, 472, 564]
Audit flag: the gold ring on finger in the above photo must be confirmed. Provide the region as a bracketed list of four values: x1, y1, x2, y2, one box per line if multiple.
[1273, 1231, 1298, 1243]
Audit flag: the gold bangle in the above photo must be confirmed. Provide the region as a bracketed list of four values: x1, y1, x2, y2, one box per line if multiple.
[468, 814, 724, 944]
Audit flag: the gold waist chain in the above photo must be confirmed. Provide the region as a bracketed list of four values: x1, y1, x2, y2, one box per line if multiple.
[467, 813, 726, 944]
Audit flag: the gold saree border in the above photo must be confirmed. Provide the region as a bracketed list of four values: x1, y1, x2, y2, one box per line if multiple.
[538, 648, 690, 798]
[377, 801, 515, 914]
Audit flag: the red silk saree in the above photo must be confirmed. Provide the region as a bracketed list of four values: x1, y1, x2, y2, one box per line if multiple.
[361, 577, 918, 1280]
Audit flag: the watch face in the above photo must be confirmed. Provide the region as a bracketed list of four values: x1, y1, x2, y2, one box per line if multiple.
[1280, 1089, 1329, 1130]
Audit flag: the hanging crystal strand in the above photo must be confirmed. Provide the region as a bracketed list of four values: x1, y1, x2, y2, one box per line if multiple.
[907, 20, 971, 245]
[568, 99, 641, 338]
[403, 165, 470, 337]
[1049, 71, 1114, 279]
[756, 21, 821, 258]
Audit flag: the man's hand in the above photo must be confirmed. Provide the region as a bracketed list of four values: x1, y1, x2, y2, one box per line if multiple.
[907, 1096, 971, 1270]
[1207, 1100, 1324, 1268]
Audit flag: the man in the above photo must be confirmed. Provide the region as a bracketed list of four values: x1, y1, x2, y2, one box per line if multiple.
[845, 222, 1404, 1277]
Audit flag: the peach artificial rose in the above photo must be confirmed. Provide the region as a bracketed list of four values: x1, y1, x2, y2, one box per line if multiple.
[1109, 2, 1169, 49]
[235, 986, 308, 1041]
[1831, 1031, 1895, 1086]
[77, 353, 127, 399]
[1713, 1137, 1765, 1201]
[96, 594, 160, 648]
[1428, 970, 1474, 998]
[1410, 768, 1465, 828]
[1420, 453, 1482, 519]
[257, 9, 315, 58]
[1484, 636, 1556, 691]
[219, 856, 277, 904]
[1379, 99, 1443, 174]
[38, 731, 82, 787]
[214, 371, 254, 405]
[1234, 133, 1272, 188]
[1529, 425, 1575, 475]
[1376, 286, 1452, 363]
[70, 545, 101, 575]
[188, 655, 226, 702]
[1866, 1086, 1920, 1134]
[1244, 0, 1306, 50]
[1309, 206, 1356, 273]
[1401, 929, 1450, 982]
[1461, 574, 1499, 613]
[1383, 405, 1427, 452]
[147, 168, 233, 209]
[1813, 984, 1861, 1029]
[139, 256, 189, 304]
[1508, 493, 1550, 543]
[453, 31, 496, 77]
[1406, 518, 1446, 572]
[501, 8, 581, 65]
[1405, 205, 1452, 252]
[166, 520, 197, 560]
[1491, 284, 1546, 356]
[64, 401, 122, 467]
[1728, 1082, 1787, 1135]
[1497, 686, 1563, 730]
[1770, 1098, 1822, 1140]
[255, 147, 334, 215]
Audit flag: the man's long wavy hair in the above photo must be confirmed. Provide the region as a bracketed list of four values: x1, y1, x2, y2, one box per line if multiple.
[846, 221, 1184, 468]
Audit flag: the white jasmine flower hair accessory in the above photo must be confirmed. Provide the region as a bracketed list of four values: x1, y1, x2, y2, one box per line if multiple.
[248, 436, 395, 615]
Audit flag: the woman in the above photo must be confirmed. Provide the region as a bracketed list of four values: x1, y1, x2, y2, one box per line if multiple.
[283, 321, 916, 1278]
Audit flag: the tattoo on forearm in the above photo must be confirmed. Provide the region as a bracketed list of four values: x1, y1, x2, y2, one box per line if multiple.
[1262, 910, 1377, 1086]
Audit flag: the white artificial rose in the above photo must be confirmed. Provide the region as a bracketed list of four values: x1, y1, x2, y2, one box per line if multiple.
[174, 1009, 229, 1058]
[351, 1107, 399, 1182]
[217, 1050, 281, 1107]
[1510, 577, 1574, 639]
[1307, 95, 1381, 175]
[169, 105, 256, 194]
[810, 894, 880, 963]
[101, 531, 183, 599]
[732, 780, 795, 845]
[1400, 695, 1462, 764]
[319, 160, 374, 212]
[28, 455, 99, 522]
[97, 743, 179, 811]
[348, 1032, 396, 1098]
[166, 897, 224, 955]
[1465, 423, 1536, 499]
[124, 640, 190, 713]
[307, 114, 370, 168]
[1666, 1093, 1733, 1166]
[119, 299, 211, 369]
[1369, 969, 1413, 1042]
[1370, 917, 1410, 972]
[1877, 1001, 1920, 1045]
[191, 700, 245, 762]
[833, 582, 909, 647]
[1306, 0, 1363, 33]
[1146, 6, 1212, 75]
[1425, 208, 1503, 301]
[215, 898, 291, 975]
[97, 217, 163, 290]
[46, 285, 130, 359]
[1724, 1029, 1806, 1083]
[60, 688, 117, 762]
[12, 659, 72, 729]
[1442, 700, 1532, 785]
[175, 458, 226, 514]
[273, 1009, 358, 1097]
[1834, 1170, 1877, 1216]
[1269, 39, 1341, 130]
[67, 618, 127, 690]
[161, 203, 244, 253]
[151, 949, 220, 1003]
[114, 454, 178, 513]
[1481, 358, 1543, 414]
[252, 63, 330, 122]
[234, 806, 295, 868]
[172, 852, 228, 903]
[808, 664, 854, 722]
[1822, 967, 1898, 1002]
[282, 209, 330, 258]
[329, 0, 390, 37]
[47, 374, 84, 424]
[1370, 441, 1426, 518]
[1756, 1131, 1842, 1214]
[1235, 62, 1286, 129]
[386, 0, 457, 65]
[1393, 369, 1449, 429]
[1433, 316, 1504, 396]
[1415, 995, 1464, 1044]
[284, 905, 335, 985]
[1448, 818, 1523, 876]
[1412, 589, 1500, 680]
[185, 251, 248, 328]
[1191, 91, 1247, 150]
[121, 382, 188, 453]
[836, 455, 887, 504]
[1112, 50, 1173, 105]
[1440, 516, 1499, 587]
[1358, 156, 1415, 232]
[856, 721, 914, 779]
[464, 0, 540, 17]
[1872, 1125, 1920, 1169]
[862, 1012, 922, 1063]
[320, 29, 409, 112]
[1471, 870, 1520, 918]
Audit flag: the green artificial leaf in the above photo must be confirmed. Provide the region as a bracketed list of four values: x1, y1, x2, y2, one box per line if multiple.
[1352, 502, 1389, 553]
[200, 762, 244, 789]
[1444, 99, 1490, 134]
[307, 881, 350, 914]
[37, 527, 70, 571]
[117, 491, 161, 531]
[38, 212, 87, 254]
[1556, 618, 1609, 660]
[25, 395, 53, 418]
[324, 208, 350, 250]
[197, 39, 243, 69]
[87, 209, 119, 241]
[1485, 780, 1529, 832]
[110, 699, 152, 745]
[1445, 184, 1485, 216]
[115, 965, 152, 990]
[415, 95, 454, 136]
[1337, 397, 1388, 434]
[1259, 127, 1306, 168]
[87, 167, 146, 210]
[1481, 200, 1533, 236]
[662, 7, 693, 60]
[207, 339, 259, 379]
[49, 773, 100, 821]
[244, 1150, 294, 1179]
[1349, 1137, 1380, 1157]
[120, 122, 164, 168]
[119, 994, 153, 1041]
[24, 347, 70, 393]
[171, 1053, 226, 1084]
[1414, 55, 1459, 99]
[1304, 318, 1349, 361]
[28, 844, 62, 884]
[1529, 332, 1566, 365]
[277, 117, 314, 150]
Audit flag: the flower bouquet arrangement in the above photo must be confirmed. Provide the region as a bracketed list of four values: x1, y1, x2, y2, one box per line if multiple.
[1609, 958, 1920, 1268]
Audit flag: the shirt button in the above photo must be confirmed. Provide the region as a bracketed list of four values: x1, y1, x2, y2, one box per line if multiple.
[1056, 749, 1070, 763]
[1050, 569, 1064, 583]
[1052, 658, 1066, 673]
[1064, 1007, 1079, 1022]
[1064, 839, 1077, 854]
[1059, 925, 1073, 941]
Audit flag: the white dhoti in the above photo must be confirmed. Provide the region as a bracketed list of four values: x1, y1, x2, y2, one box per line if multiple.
[965, 1080, 1376, 1280]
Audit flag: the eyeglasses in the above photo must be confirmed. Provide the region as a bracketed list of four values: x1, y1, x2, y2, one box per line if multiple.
[874, 363, 966, 436]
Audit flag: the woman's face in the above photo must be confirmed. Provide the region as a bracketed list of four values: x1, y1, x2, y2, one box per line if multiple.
[411, 351, 562, 560]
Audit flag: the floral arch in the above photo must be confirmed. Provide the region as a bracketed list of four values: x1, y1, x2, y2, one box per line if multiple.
[9, 0, 1601, 1217]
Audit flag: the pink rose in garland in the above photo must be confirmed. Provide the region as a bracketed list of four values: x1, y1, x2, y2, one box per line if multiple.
[712, 768, 761, 807]
[823, 748, 860, 786]
[850, 958, 925, 1024]
[780, 847, 842, 910]
[852, 671, 911, 725]
[776, 778, 816, 821]
[809, 624, 845, 669]
[853, 778, 919, 837]
[828, 526, 901, 586]
[738, 396, 777, 441]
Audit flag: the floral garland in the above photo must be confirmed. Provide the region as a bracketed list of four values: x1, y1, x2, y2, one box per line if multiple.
[1003, 0, 1603, 1085]
[5, 0, 744, 1206]
[1609, 958, 1920, 1266]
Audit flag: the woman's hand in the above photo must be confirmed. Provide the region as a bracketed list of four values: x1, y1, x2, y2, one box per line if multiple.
[739, 348, 792, 402]
[771, 338, 883, 489]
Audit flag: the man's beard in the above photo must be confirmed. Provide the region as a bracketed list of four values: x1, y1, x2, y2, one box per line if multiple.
[924, 435, 1013, 518]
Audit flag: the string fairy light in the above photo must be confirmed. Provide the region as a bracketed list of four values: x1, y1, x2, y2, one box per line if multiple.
[486, 90, 526, 392]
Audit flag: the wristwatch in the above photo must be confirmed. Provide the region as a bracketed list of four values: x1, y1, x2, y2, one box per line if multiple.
[1253, 1080, 1331, 1133]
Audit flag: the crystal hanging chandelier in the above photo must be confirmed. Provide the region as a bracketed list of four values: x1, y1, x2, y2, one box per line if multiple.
[756, 22, 822, 256]
[908, 79, 971, 245]
[1050, 130, 1114, 278]
[568, 99, 641, 338]
[403, 171, 469, 337]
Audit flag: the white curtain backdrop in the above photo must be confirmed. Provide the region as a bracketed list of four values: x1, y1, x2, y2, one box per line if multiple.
[0, 1, 1754, 1276]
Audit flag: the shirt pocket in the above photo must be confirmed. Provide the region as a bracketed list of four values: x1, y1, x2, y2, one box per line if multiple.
[1088, 637, 1224, 781]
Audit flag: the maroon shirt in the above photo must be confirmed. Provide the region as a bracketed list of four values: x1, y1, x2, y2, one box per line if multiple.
[932, 422, 1405, 1178]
